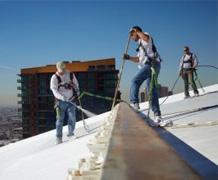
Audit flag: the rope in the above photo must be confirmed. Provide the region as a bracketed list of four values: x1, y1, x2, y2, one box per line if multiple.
[194, 70, 205, 93]
[169, 121, 218, 129]
[78, 91, 127, 103]
[198, 65, 218, 69]
[159, 76, 180, 106]
[162, 104, 218, 117]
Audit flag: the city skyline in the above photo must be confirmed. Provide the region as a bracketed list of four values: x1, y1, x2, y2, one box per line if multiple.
[0, 0, 217, 106]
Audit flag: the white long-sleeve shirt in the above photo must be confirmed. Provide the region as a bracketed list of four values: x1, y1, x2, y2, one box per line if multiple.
[50, 70, 79, 101]
[137, 33, 161, 69]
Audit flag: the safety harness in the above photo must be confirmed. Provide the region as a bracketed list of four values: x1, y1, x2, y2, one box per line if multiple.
[182, 53, 193, 68]
[136, 37, 162, 64]
[180, 53, 195, 76]
[55, 72, 78, 102]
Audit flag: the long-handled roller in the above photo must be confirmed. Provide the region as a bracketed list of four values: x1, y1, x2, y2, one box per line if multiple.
[111, 34, 131, 109]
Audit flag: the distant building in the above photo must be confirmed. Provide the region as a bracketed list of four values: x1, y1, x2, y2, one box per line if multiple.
[140, 84, 171, 102]
[17, 58, 120, 139]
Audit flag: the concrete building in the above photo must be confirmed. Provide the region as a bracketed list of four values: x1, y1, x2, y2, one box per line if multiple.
[17, 58, 119, 139]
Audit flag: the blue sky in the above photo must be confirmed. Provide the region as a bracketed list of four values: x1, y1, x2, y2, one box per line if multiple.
[0, 0, 217, 106]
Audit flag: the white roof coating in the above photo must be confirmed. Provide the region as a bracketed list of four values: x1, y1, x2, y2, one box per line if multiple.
[139, 84, 218, 179]
[0, 84, 217, 180]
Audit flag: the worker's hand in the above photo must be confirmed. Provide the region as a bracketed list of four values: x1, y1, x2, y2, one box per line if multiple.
[123, 53, 131, 60]
[192, 66, 197, 71]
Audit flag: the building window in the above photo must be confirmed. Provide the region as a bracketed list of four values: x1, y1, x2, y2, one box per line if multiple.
[88, 66, 95, 71]
[88, 72, 94, 79]
[107, 65, 115, 70]
[97, 65, 106, 71]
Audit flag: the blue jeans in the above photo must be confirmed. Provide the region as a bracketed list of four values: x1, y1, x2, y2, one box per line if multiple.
[130, 61, 161, 116]
[130, 63, 152, 103]
[56, 100, 76, 139]
[146, 62, 161, 116]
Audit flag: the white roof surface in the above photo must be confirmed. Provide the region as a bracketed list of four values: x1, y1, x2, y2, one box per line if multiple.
[139, 84, 218, 180]
[0, 84, 217, 180]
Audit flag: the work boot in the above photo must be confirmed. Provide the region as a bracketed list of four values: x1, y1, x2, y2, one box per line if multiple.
[67, 134, 77, 141]
[130, 103, 140, 110]
[55, 138, 62, 145]
[194, 93, 199, 97]
[154, 116, 162, 125]
[184, 95, 191, 99]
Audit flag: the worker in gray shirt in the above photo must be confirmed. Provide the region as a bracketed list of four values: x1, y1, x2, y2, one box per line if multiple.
[178, 46, 199, 98]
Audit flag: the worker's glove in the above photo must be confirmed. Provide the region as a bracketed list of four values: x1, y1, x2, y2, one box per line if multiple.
[59, 96, 66, 102]
[68, 90, 80, 103]
[54, 101, 59, 109]
[123, 53, 130, 60]
[76, 90, 80, 97]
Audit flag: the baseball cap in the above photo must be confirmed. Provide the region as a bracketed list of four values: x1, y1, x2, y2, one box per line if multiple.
[56, 61, 65, 73]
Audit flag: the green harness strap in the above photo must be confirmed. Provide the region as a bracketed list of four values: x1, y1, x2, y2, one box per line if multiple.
[148, 67, 158, 117]
[78, 91, 127, 103]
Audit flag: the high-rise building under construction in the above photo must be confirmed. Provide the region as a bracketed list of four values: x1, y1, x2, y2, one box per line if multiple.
[17, 58, 119, 139]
